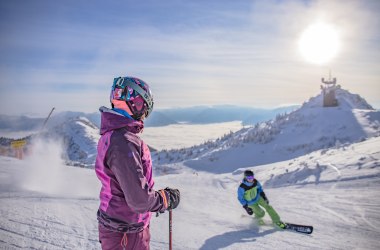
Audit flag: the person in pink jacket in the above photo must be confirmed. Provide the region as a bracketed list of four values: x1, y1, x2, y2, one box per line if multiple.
[95, 76, 180, 250]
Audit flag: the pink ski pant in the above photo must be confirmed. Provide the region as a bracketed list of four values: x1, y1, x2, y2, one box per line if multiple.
[98, 224, 150, 250]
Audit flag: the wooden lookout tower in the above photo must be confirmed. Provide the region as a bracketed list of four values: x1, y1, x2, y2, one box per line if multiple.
[320, 72, 338, 107]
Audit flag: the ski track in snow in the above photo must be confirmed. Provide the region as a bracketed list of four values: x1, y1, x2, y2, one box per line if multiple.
[0, 197, 100, 249]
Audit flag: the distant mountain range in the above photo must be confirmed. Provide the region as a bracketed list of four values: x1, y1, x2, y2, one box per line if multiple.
[147, 105, 299, 126]
[0, 115, 45, 131]
[0, 88, 379, 170]
[0, 105, 299, 131]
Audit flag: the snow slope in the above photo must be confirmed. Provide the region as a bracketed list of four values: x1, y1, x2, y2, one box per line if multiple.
[0, 140, 101, 249]
[1, 136, 379, 249]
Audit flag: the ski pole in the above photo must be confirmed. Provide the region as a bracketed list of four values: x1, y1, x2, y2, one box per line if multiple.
[169, 209, 172, 250]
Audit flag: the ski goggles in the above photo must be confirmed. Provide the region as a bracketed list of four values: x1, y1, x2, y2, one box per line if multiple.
[246, 175, 254, 181]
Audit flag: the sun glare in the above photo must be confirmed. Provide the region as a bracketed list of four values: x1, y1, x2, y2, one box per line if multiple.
[298, 22, 341, 65]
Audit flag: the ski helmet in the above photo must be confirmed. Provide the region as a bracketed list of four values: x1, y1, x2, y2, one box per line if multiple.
[244, 170, 254, 178]
[110, 76, 154, 120]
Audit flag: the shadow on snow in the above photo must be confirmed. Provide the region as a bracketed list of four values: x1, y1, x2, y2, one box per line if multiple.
[199, 227, 277, 250]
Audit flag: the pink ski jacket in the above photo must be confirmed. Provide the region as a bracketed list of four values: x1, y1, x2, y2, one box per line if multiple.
[95, 107, 166, 233]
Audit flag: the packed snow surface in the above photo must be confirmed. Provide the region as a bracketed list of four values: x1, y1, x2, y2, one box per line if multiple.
[0, 136, 379, 249]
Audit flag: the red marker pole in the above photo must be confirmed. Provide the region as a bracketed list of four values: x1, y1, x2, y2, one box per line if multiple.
[169, 209, 172, 250]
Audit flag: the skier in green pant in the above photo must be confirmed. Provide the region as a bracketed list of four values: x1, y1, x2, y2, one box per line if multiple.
[237, 170, 286, 229]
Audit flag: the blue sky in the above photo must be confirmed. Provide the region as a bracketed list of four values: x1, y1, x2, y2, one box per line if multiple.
[0, 0, 379, 116]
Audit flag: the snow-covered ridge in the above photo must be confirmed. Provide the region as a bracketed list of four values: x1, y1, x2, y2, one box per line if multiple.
[45, 116, 100, 167]
[301, 88, 374, 110]
[258, 135, 380, 187]
[0, 115, 100, 167]
[153, 89, 380, 173]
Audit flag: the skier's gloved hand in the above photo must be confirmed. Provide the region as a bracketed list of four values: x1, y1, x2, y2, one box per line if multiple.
[165, 187, 180, 209]
[158, 188, 180, 211]
[243, 204, 253, 215]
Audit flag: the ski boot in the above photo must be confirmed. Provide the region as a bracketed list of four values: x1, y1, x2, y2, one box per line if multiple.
[275, 221, 287, 229]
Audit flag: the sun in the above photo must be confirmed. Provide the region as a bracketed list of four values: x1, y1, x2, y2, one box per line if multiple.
[298, 22, 341, 65]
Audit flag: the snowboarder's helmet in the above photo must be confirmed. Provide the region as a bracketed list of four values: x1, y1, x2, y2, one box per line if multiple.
[244, 170, 254, 178]
[110, 76, 154, 120]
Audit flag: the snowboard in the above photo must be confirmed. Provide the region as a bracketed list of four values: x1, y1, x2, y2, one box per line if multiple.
[282, 222, 313, 234]
[241, 214, 313, 234]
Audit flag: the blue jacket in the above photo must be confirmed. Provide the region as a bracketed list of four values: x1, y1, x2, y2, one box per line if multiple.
[237, 179, 263, 206]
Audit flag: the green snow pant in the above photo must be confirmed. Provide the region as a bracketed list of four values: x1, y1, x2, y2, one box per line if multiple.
[248, 197, 281, 223]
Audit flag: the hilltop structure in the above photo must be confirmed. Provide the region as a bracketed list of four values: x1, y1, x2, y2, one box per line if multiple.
[320, 73, 339, 107]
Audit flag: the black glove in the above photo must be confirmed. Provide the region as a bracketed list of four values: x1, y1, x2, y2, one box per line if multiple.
[159, 187, 180, 210]
[243, 204, 253, 215]
[260, 191, 269, 204]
